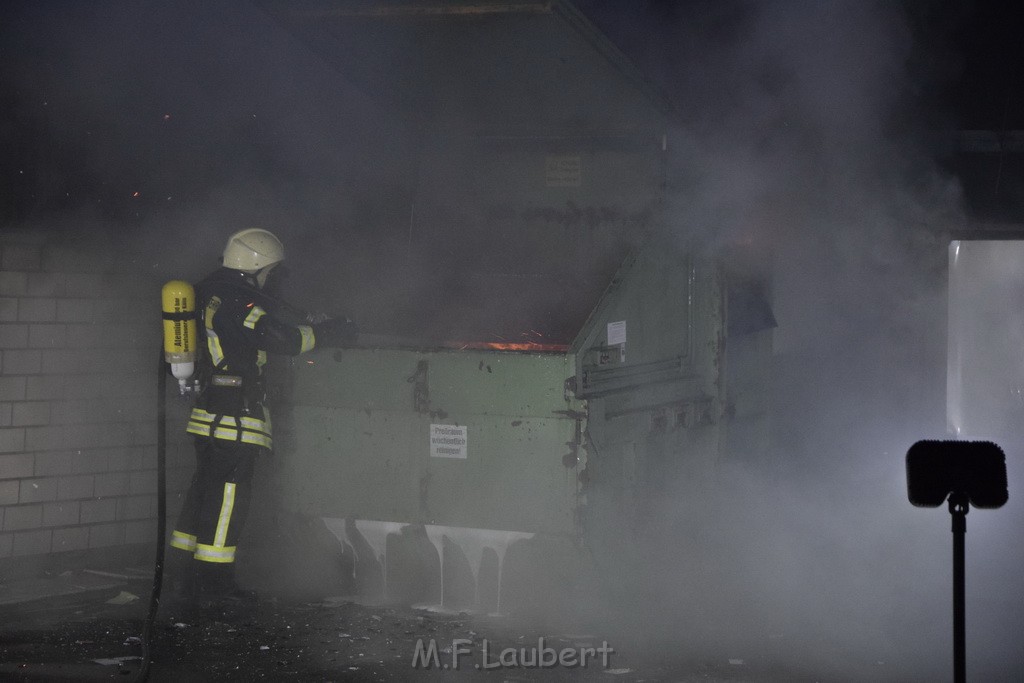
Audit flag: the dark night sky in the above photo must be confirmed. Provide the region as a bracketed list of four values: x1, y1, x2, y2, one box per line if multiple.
[936, 1, 1024, 130]
[576, 0, 1024, 129]
[2, 0, 1024, 229]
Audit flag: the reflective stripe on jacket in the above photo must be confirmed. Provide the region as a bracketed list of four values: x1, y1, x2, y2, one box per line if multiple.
[186, 407, 273, 449]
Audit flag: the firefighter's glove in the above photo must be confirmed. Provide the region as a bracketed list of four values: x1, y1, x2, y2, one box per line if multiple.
[312, 316, 359, 347]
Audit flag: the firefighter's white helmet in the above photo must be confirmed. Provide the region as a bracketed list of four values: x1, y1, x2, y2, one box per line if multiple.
[222, 228, 285, 273]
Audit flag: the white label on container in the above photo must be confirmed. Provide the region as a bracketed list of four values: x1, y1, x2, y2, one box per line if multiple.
[430, 424, 468, 459]
[545, 155, 581, 187]
[607, 320, 626, 346]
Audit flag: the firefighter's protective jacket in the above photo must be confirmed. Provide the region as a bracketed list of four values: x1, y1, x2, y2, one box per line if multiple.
[185, 267, 315, 449]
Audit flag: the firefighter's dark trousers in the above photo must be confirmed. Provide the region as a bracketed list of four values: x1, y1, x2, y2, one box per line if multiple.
[170, 437, 259, 594]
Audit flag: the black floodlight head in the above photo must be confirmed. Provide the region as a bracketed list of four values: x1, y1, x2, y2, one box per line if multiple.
[906, 440, 1008, 509]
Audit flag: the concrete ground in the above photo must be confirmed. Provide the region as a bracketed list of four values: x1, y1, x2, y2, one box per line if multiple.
[0, 566, 844, 682]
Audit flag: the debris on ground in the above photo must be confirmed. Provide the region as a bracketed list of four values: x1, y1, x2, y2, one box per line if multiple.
[0, 575, 833, 682]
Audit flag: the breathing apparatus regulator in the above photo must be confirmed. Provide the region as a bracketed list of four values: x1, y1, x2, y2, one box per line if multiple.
[161, 279, 197, 394]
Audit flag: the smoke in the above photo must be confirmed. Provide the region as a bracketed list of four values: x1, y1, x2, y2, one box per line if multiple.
[567, 1, 1024, 680]
[0, 0, 412, 303]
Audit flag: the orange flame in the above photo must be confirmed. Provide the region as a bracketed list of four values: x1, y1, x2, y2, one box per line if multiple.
[445, 341, 568, 352]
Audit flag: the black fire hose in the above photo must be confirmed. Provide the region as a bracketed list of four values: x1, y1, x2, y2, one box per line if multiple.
[136, 350, 169, 681]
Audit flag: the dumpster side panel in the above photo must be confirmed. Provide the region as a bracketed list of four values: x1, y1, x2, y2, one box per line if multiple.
[571, 244, 726, 582]
[278, 348, 581, 536]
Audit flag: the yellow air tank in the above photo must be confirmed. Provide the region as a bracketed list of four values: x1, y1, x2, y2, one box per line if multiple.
[161, 280, 196, 392]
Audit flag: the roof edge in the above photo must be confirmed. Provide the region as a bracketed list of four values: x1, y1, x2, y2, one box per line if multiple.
[553, 0, 674, 116]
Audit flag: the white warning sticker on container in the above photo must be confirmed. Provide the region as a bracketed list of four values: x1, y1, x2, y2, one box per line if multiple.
[430, 424, 468, 459]
[607, 320, 626, 346]
[545, 155, 582, 187]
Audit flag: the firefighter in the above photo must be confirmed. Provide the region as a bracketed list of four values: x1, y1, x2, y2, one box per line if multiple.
[167, 228, 357, 604]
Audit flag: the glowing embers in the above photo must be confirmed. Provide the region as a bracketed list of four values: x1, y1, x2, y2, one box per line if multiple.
[450, 341, 568, 352]
[445, 329, 568, 353]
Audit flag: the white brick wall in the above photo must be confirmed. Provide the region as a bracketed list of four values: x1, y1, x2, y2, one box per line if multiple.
[0, 235, 187, 571]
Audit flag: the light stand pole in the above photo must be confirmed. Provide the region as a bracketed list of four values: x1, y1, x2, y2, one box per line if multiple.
[948, 491, 968, 683]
